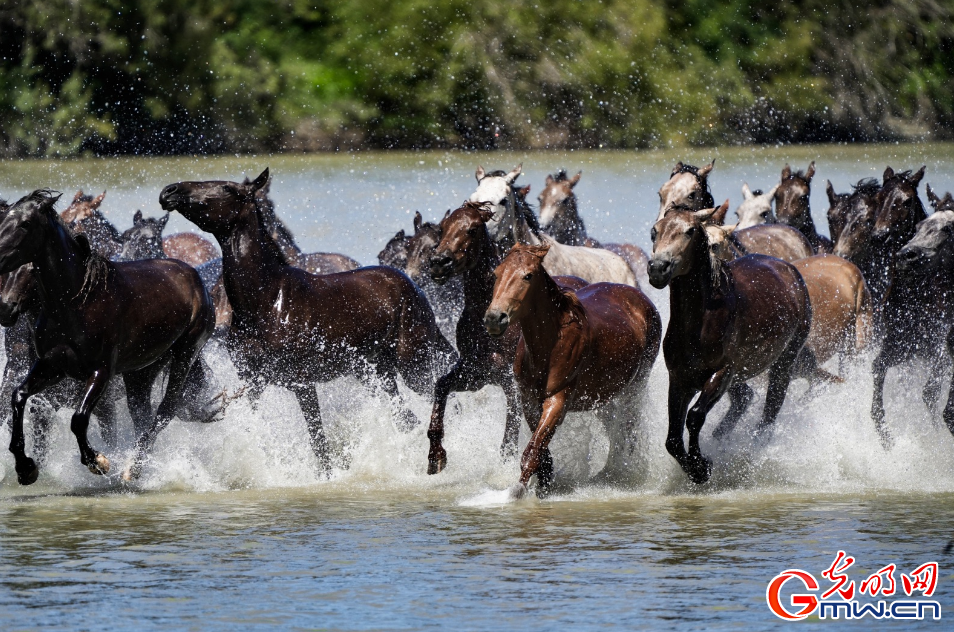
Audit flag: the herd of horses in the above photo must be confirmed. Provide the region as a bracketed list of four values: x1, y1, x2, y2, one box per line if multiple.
[1, 159, 952, 496]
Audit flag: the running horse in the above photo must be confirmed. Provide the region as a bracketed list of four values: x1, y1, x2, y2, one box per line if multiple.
[657, 161, 715, 219]
[648, 205, 812, 483]
[160, 169, 456, 470]
[117, 210, 169, 261]
[734, 183, 779, 229]
[774, 162, 833, 253]
[0, 190, 215, 484]
[425, 202, 587, 475]
[484, 243, 661, 497]
[61, 190, 123, 258]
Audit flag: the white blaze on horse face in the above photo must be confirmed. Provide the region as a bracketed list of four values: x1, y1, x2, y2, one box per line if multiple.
[538, 187, 567, 227]
[735, 185, 777, 230]
[469, 175, 514, 242]
[658, 172, 701, 220]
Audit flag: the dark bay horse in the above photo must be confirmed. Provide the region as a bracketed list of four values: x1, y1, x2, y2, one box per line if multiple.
[378, 229, 410, 269]
[400, 211, 464, 342]
[657, 161, 715, 220]
[160, 169, 456, 469]
[484, 243, 660, 497]
[648, 206, 812, 484]
[425, 202, 588, 475]
[774, 162, 833, 253]
[537, 169, 649, 286]
[0, 190, 215, 484]
[117, 210, 169, 261]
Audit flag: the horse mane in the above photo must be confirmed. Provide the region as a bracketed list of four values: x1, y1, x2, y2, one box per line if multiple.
[459, 200, 493, 214]
[852, 178, 881, 197]
[76, 249, 113, 302]
[485, 169, 509, 178]
[250, 192, 291, 266]
[558, 284, 588, 330]
[552, 169, 571, 182]
[785, 169, 810, 181]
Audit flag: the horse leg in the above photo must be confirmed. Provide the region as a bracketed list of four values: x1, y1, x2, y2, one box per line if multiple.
[516, 391, 568, 498]
[684, 369, 732, 484]
[177, 358, 224, 423]
[377, 367, 420, 432]
[664, 381, 696, 482]
[123, 367, 158, 438]
[9, 357, 65, 485]
[427, 362, 465, 475]
[28, 396, 55, 467]
[500, 375, 522, 462]
[70, 369, 113, 476]
[922, 354, 949, 415]
[712, 382, 754, 440]
[757, 334, 804, 433]
[95, 383, 120, 450]
[290, 383, 330, 474]
[870, 349, 892, 448]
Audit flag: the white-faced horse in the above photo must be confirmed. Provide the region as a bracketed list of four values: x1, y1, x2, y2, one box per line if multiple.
[735, 184, 779, 229]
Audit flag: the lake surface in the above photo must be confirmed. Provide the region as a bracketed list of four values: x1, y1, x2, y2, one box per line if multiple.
[1, 145, 954, 630]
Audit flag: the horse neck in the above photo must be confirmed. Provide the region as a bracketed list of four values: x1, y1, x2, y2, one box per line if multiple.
[218, 206, 287, 314]
[516, 272, 572, 366]
[31, 219, 89, 319]
[554, 197, 587, 244]
[669, 238, 719, 336]
[461, 235, 500, 315]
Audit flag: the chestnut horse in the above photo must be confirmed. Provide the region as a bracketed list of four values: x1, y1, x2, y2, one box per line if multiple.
[61, 190, 123, 258]
[425, 203, 587, 475]
[648, 206, 811, 484]
[160, 169, 455, 469]
[484, 244, 661, 497]
[163, 232, 219, 267]
[774, 162, 833, 253]
[0, 190, 215, 484]
[657, 161, 715, 220]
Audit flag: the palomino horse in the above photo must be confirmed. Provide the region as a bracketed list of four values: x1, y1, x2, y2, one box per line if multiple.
[537, 169, 649, 286]
[160, 169, 456, 470]
[648, 206, 811, 484]
[871, 188, 952, 446]
[657, 161, 715, 220]
[734, 184, 779, 229]
[484, 243, 660, 497]
[775, 162, 833, 253]
[425, 203, 588, 475]
[0, 190, 215, 484]
[469, 166, 637, 286]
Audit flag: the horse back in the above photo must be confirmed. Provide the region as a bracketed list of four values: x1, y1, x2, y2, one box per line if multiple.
[734, 225, 814, 262]
[541, 236, 637, 287]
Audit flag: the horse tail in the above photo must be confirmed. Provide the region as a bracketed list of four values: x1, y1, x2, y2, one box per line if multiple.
[855, 277, 874, 353]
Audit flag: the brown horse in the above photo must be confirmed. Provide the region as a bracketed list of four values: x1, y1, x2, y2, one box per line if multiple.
[648, 206, 811, 484]
[732, 224, 814, 262]
[162, 232, 220, 267]
[61, 190, 123, 258]
[657, 161, 715, 220]
[484, 243, 660, 497]
[425, 203, 587, 475]
[775, 162, 833, 253]
[0, 190, 215, 484]
[160, 169, 455, 470]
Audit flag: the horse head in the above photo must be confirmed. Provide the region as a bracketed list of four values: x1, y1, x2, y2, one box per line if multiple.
[431, 202, 495, 284]
[774, 162, 814, 230]
[657, 160, 715, 220]
[538, 169, 581, 233]
[873, 166, 926, 246]
[160, 168, 269, 235]
[897, 210, 954, 275]
[648, 200, 727, 288]
[469, 164, 521, 243]
[484, 243, 550, 337]
[404, 211, 444, 283]
[0, 189, 64, 274]
[378, 228, 410, 269]
[735, 183, 778, 229]
[61, 190, 106, 224]
[832, 179, 881, 262]
[118, 211, 169, 261]
[0, 264, 38, 327]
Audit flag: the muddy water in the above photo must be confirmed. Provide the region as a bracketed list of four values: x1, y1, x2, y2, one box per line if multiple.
[1, 145, 954, 630]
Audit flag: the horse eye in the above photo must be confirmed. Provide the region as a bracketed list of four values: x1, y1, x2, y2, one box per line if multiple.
[761, 211, 769, 217]
[523, 273, 533, 281]
[467, 228, 477, 235]
[688, 192, 696, 199]
[650, 227, 658, 242]
[686, 226, 696, 236]
[499, 198, 507, 205]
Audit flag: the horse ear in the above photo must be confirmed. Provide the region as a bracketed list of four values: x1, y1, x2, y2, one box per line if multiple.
[697, 160, 715, 178]
[694, 201, 727, 224]
[396, 229, 406, 240]
[413, 211, 423, 233]
[443, 208, 451, 220]
[516, 184, 530, 197]
[569, 171, 582, 188]
[505, 163, 522, 184]
[159, 213, 170, 229]
[524, 243, 550, 259]
[927, 184, 940, 208]
[710, 199, 730, 225]
[911, 165, 926, 187]
[133, 210, 143, 225]
[781, 164, 792, 180]
[72, 190, 84, 204]
[475, 165, 486, 181]
[883, 166, 895, 182]
[767, 184, 780, 199]
[742, 183, 754, 200]
[478, 208, 495, 223]
[75, 233, 92, 261]
[545, 174, 554, 185]
[92, 191, 106, 208]
[250, 168, 269, 193]
[826, 180, 837, 205]
[671, 161, 684, 177]
[724, 222, 739, 235]
[805, 161, 816, 182]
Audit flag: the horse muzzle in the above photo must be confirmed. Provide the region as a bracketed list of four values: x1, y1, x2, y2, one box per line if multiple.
[483, 309, 510, 337]
[648, 257, 675, 289]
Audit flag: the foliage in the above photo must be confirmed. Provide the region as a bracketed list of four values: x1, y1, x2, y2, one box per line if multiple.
[0, 0, 952, 156]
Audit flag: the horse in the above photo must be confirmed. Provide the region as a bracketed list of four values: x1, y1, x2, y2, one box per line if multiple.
[425, 202, 588, 476]
[160, 169, 456, 470]
[162, 232, 220, 267]
[825, 179, 854, 244]
[657, 160, 715, 220]
[734, 183, 779, 230]
[871, 184, 951, 447]
[468, 165, 637, 286]
[0, 190, 216, 484]
[378, 229, 410, 269]
[484, 243, 660, 497]
[117, 210, 169, 262]
[774, 162, 833, 253]
[61, 190, 123, 258]
[927, 184, 954, 213]
[648, 205, 812, 484]
[537, 169, 649, 286]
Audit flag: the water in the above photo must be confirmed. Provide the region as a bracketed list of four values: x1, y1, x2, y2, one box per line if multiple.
[1, 145, 954, 630]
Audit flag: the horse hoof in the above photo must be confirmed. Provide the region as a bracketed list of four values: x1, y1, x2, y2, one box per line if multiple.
[688, 459, 712, 485]
[427, 450, 447, 475]
[16, 458, 39, 486]
[121, 463, 141, 482]
[87, 453, 110, 476]
[509, 483, 528, 500]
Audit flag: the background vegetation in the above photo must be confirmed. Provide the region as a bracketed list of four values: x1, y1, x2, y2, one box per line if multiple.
[1, 0, 952, 156]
